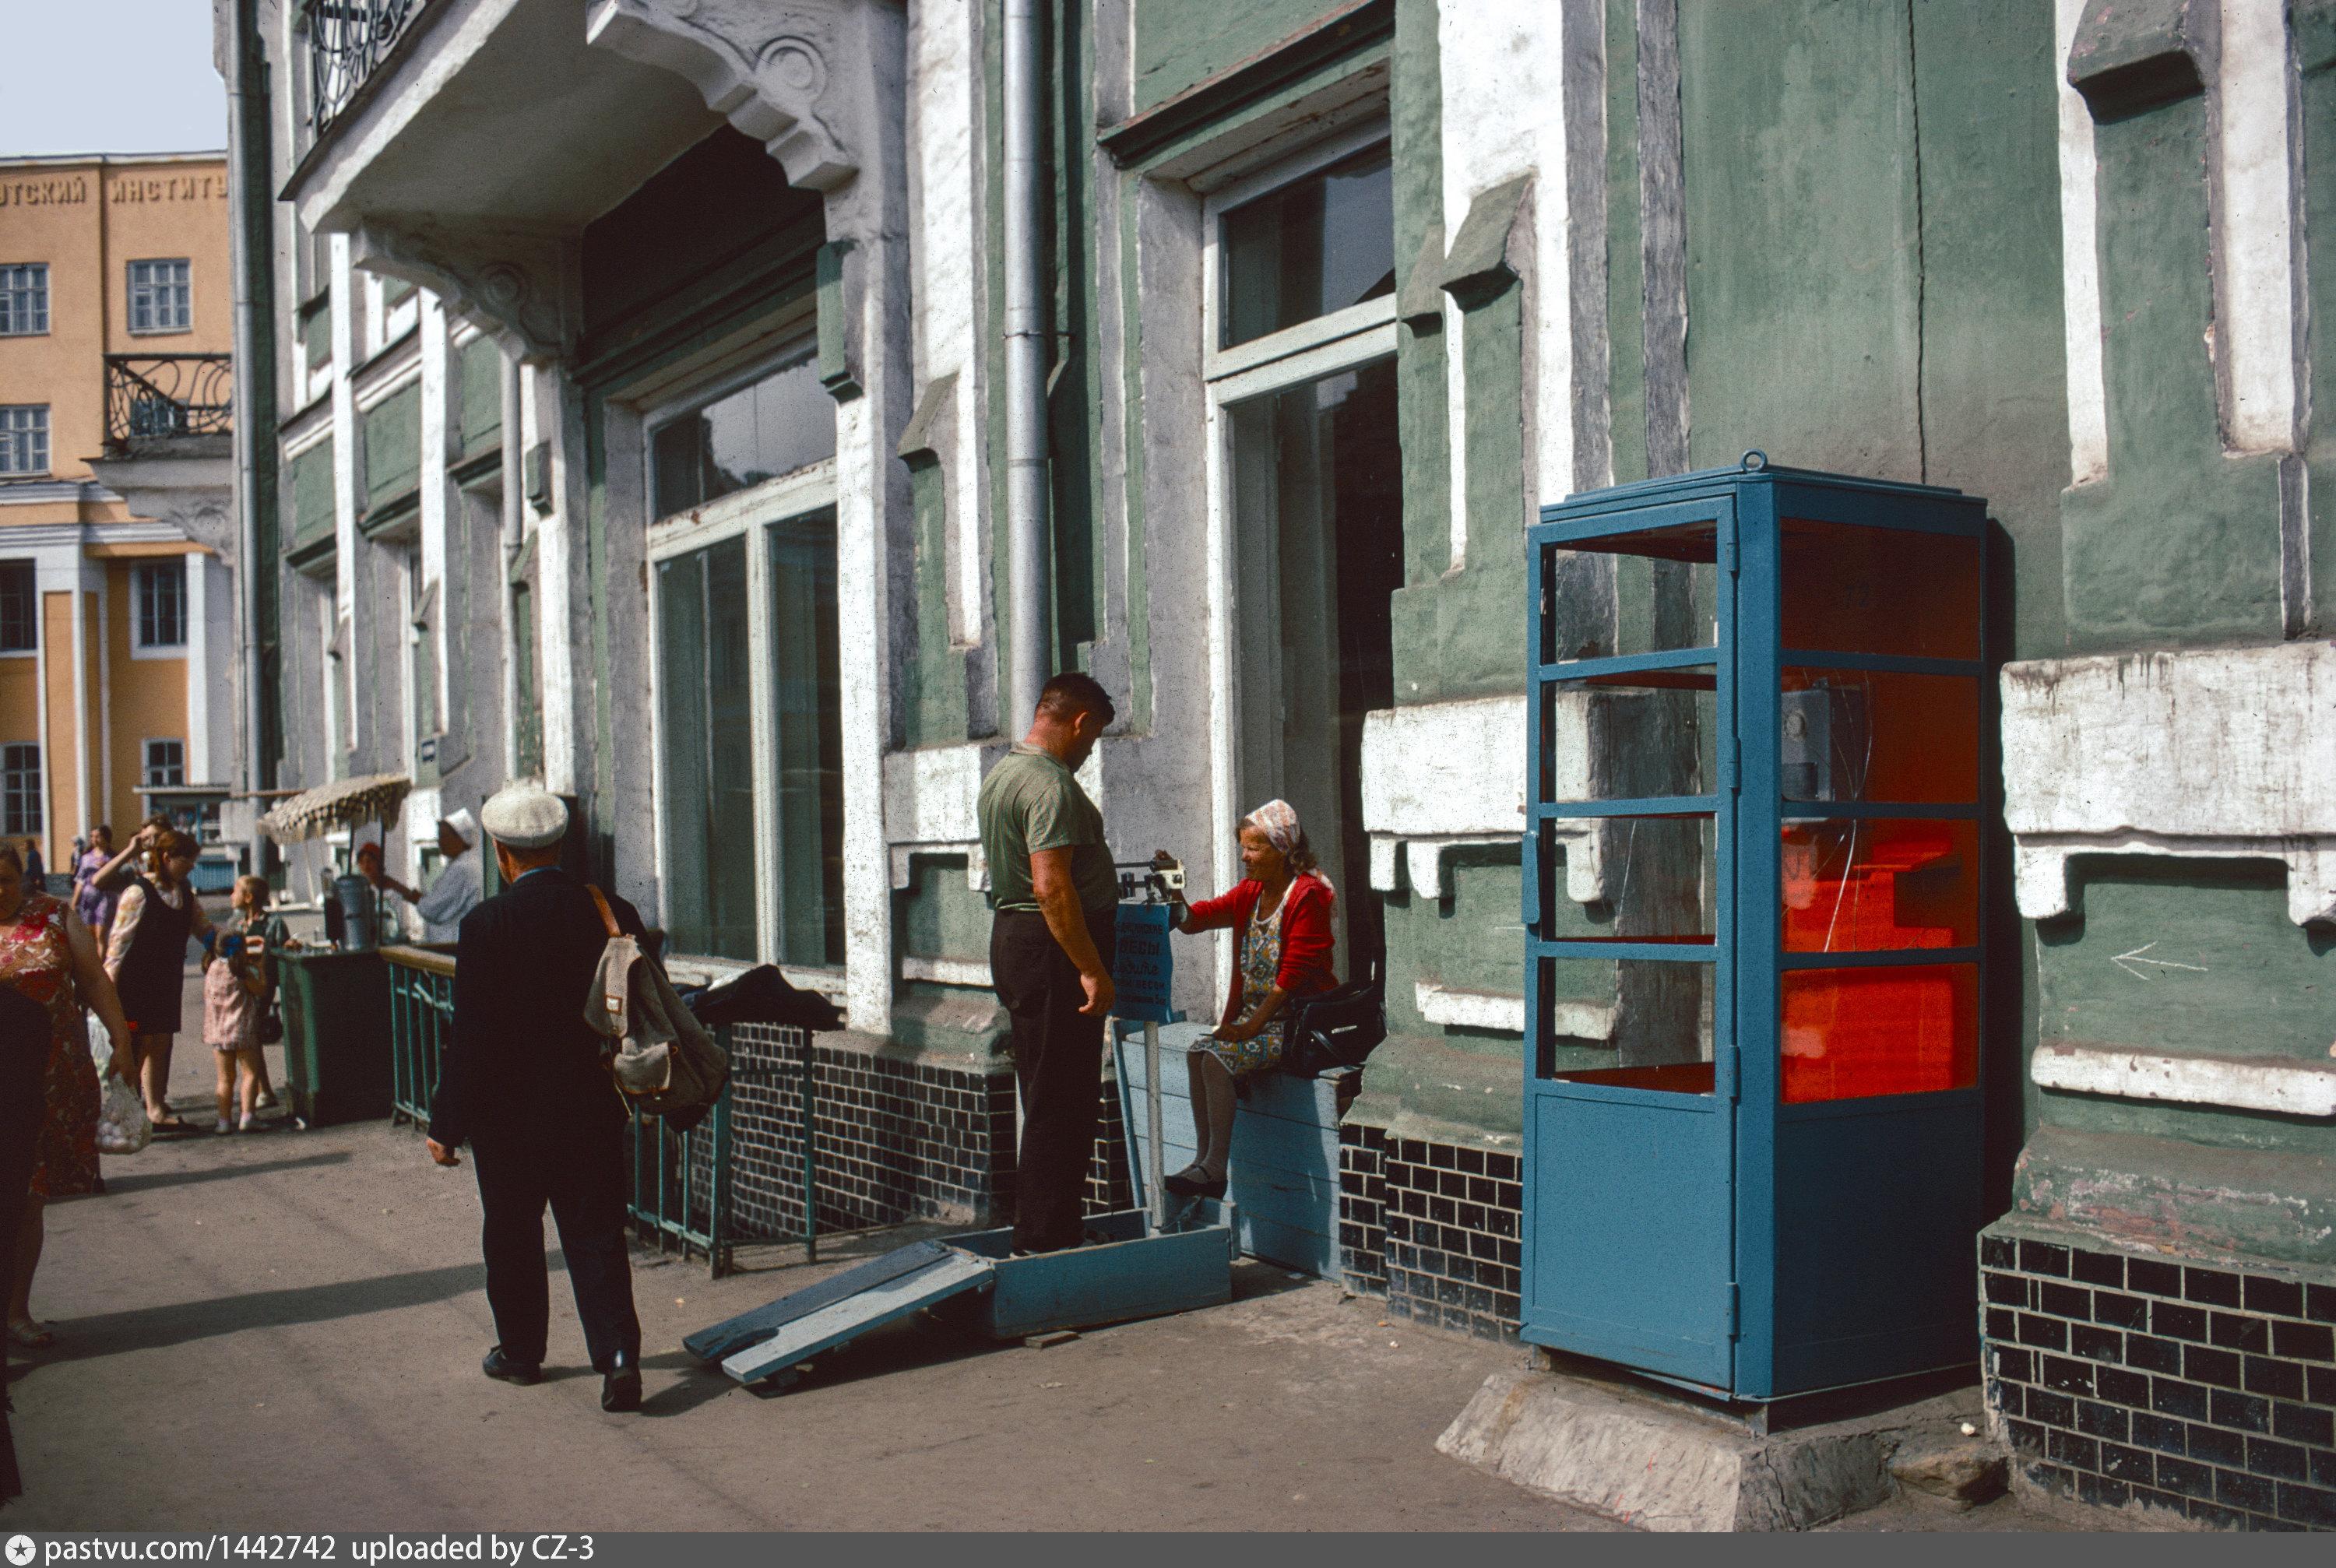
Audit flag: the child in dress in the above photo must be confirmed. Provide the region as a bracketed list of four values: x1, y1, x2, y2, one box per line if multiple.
[203, 876, 273, 1133]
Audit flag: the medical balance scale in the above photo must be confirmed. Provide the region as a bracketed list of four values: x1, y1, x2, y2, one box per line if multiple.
[684, 859, 1237, 1390]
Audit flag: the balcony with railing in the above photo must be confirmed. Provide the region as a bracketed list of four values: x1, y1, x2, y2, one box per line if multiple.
[103, 353, 233, 457]
[305, 0, 430, 139]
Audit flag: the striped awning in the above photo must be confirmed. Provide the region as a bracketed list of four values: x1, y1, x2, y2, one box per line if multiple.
[255, 772, 413, 845]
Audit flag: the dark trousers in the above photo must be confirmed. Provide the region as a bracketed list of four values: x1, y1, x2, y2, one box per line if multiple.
[470, 1130, 640, 1371]
[991, 906, 1115, 1252]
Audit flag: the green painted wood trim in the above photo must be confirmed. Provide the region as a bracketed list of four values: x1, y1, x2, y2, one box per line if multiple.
[898, 371, 955, 466]
[816, 239, 861, 399]
[285, 530, 337, 575]
[449, 446, 501, 490]
[1099, 0, 1393, 166]
[357, 487, 420, 541]
[1394, 228, 1442, 325]
[1440, 174, 1530, 308]
[2064, 0, 2211, 121]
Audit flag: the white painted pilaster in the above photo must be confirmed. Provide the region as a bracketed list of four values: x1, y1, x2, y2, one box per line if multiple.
[2055, 0, 2109, 486]
[2217, 0, 2303, 454]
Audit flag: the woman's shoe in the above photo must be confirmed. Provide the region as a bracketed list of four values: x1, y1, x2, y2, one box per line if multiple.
[1162, 1165, 1227, 1201]
[213, 1118, 232, 1135]
[7, 1320, 55, 1348]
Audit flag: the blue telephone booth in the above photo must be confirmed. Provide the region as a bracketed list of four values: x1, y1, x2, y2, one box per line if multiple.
[1522, 453, 1990, 1401]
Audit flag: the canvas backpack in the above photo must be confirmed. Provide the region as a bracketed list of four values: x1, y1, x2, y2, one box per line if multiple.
[581, 885, 730, 1132]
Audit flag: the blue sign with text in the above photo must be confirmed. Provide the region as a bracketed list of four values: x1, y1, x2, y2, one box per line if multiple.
[1112, 902, 1175, 1024]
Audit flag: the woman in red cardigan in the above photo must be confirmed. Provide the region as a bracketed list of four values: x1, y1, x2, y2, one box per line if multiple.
[1159, 799, 1338, 1200]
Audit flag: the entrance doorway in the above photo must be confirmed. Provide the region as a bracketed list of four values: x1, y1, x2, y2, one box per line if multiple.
[1225, 358, 1401, 976]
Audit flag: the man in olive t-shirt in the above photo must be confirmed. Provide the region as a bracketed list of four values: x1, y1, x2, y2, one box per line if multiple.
[979, 671, 1119, 1254]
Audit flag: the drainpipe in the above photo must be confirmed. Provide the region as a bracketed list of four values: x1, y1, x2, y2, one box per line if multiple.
[499, 350, 523, 779]
[225, 0, 274, 821]
[1002, 0, 1050, 730]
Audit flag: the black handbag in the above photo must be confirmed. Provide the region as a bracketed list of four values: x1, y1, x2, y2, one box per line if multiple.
[1282, 959, 1387, 1078]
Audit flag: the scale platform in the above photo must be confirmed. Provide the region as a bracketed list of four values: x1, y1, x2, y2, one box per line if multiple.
[684, 1204, 1235, 1389]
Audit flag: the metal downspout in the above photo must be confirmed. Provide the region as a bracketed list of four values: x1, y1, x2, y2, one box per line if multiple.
[225, 0, 268, 812]
[1002, 0, 1050, 728]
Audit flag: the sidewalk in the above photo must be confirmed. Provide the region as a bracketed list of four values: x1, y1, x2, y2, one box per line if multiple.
[8, 982, 2074, 1533]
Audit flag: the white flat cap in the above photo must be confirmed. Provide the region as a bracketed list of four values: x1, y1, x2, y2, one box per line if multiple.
[442, 807, 480, 848]
[480, 784, 568, 849]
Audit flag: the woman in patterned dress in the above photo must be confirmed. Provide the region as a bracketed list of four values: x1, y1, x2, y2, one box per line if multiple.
[0, 842, 134, 1348]
[1157, 800, 1339, 1200]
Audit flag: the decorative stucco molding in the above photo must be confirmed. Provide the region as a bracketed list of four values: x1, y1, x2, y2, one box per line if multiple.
[586, 0, 876, 199]
[2001, 642, 2336, 927]
[1361, 694, 1609, 905]
[1413, 981, 1527, 1036]
[2032, 1042, 2336, 1117]
[882, 740, 999, 891]
[350, 220, 577, 363]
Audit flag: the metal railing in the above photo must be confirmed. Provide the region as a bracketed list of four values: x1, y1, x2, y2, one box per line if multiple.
[305, 0, 427, 139]
[382, 945, 822, 1278]
[383, 944, 452, 1126]
[103, 354, 232, 454]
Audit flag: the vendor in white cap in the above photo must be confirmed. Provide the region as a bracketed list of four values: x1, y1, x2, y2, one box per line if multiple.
[424, 782, 647, 1413]
[364, 808, 485, 944]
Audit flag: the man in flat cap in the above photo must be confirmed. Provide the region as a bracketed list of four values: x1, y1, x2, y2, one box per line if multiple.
[425, 783, 649, 1412]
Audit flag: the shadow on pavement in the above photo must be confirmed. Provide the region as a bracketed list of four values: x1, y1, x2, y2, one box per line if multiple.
[79, 1151, 353, 1197]
[36, 1260, 487, 1364]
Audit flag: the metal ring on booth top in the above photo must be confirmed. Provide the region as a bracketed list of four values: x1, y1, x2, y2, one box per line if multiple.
[1740, 448, 1769, 472]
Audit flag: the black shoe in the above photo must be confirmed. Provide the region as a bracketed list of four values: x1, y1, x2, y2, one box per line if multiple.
[481, 1348, 542, 1386]
[1162, 1165, 1227, 1201]
[600, 1351, 642, 1413]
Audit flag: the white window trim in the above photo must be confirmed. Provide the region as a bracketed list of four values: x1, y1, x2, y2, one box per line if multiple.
[129, 558, 190, 659]
[1194, 125, 1399, 968]
[646, 457, 842, 983]
[0, 405, 50, 478]
[125, 258, 193, 337]
[141, 737, 186, 789]
[0, 264, 50, 338]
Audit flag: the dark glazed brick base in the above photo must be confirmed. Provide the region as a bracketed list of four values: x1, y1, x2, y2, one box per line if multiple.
[1339, 1123, 1525, 1343]
[715, 1025, 1018, 1239]
[1981, 1221, 2336, 1531]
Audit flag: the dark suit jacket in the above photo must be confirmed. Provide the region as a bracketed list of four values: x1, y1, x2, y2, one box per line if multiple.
[427, 867, 647, 1153]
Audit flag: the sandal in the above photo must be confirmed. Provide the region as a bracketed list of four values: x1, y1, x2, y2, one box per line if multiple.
[8, 1320, 55, 1348]
[149, 1115, 190, 1131]
[1162, 1165, 1227, 1201]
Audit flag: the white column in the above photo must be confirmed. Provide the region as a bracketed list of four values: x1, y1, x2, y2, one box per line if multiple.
[186, 552, 211, 783]
[2056, 0, 2109, 486]
[329, 233, 361, 758]
[418, 296, 451, 733]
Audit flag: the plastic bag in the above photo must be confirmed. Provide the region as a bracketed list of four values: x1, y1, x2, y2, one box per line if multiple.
[97, 1076, 151, 1155]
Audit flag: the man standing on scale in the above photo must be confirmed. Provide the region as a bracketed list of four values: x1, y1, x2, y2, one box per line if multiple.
[979, 673, 1119, 1256]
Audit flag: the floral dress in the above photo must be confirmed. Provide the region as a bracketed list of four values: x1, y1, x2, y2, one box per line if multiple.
[1202, 894, 1291, 1077]
[203, 917, 267, 1052]
[1, 893, 100, 1198]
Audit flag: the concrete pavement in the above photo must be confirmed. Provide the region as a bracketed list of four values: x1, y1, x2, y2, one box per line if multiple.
[5, 977, 2070, 1533]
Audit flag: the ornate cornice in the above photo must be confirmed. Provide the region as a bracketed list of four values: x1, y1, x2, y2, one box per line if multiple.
[586, 0, 874, 195]
[350, 218, 579, 364]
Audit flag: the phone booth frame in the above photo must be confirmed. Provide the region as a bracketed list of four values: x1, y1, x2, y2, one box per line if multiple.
[1522, 453, 1992, 1402]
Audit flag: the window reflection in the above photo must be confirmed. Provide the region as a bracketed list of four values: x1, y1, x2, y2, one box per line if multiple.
[1219, 143, 1395, 348]
[653, 348, 834, 517]
[1781, 817, 1978, 951]
[1535, 955, 1715, 1094]
[1780, 518, 1979, 660]
[1782, 964, 1976, 1102]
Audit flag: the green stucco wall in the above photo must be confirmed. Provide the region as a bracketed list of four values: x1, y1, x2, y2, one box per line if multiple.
[1129, 0, 1344, 114]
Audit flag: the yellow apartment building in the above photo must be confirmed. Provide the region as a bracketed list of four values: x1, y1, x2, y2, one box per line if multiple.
[0, 152, 243, 884]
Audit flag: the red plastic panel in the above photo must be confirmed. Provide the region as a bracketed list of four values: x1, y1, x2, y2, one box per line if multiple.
[1779, 519, 1979, 660]
[1781, 963, 1978, 1102]
[1781, 818, 1978, 951]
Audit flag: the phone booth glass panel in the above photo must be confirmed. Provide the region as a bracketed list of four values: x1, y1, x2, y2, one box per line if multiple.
[1524, 459, 1989, 1401]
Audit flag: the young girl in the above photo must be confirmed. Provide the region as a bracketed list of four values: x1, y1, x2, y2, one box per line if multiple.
[202, 876, 273, 1133]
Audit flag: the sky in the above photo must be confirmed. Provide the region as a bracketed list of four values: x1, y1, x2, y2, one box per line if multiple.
[0, 2, 228, 158]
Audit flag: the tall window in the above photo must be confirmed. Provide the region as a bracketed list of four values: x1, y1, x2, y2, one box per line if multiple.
[135, 560, 188, 648]
[143, 739, 185, 787]
[2, 744, 39, 836]
[657, 536, 757, 960]
[0, 265, 47, 336]
[0, 564, 33, 652]
[1219, 141, 1394, 348]
[769, 511, 845, 967]
[127, 258, 192, 334]
[0, 406, 48, 476]
[651, 349, 834, 516]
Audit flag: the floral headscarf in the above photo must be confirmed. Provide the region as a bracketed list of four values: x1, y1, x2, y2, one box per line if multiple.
[1244, 799, 1329, 891]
